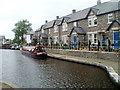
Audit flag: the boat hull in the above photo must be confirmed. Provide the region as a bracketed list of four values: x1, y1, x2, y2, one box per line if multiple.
[22, 50, 47, 59]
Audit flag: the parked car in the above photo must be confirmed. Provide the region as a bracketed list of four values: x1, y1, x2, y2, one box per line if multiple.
[15, 45, 20, 50]
[11, 43, 20, 50]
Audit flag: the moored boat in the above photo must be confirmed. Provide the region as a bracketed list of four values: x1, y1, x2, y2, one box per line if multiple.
[21, 46, 47, 59]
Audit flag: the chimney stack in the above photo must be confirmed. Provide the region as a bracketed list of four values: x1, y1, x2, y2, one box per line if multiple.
[56, 16, 59, 19]
[97, 0, 101, 5]
[45, 20, 48, 23]
[72, 9, 76, 13]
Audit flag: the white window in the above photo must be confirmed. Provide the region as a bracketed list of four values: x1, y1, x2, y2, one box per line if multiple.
[88, 33, 97, 44]
[49, 29, 50, 34]
[74, 22, 77, 27]
[42, 28, 44, 33]
[94, 18, 97, 25]
[88, 19, 92, 26]
[54, 25, 58, 32]
[94, 34, 97, 43]
[62, 23, 67, 31]
[108, 13, 114, 23]
[88, 16, 97, 27]
[88, 34, 92, 42]
[53, 36, 58, 44]
[61, 35, 68, 44]
[48, 37, 51, 45]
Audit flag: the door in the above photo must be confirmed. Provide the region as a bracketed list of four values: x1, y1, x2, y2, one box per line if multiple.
[102, 35, 106, 44]
[74, 36, 77, 48]
[114, 32, 119, 50]
[102, 35, 106, 49]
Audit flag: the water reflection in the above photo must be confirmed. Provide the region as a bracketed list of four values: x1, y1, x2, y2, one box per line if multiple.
[1, 49, 118, 88]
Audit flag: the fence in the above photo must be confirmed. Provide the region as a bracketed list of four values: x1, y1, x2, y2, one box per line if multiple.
[45, 40, 120, 52]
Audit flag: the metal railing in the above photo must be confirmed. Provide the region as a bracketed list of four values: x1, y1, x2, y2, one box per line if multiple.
[45, 40, 120, 52]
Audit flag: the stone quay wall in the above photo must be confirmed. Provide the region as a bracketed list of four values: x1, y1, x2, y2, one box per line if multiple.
[46, 49, 119, 62]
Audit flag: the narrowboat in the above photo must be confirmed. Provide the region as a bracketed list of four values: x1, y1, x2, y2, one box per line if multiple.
[21, 46, 47, 59]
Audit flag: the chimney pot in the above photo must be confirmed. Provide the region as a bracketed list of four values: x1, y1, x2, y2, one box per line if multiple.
[72, 9, 76, 13]
[97, 0, 101, 5]
[56, 16, 59, 19]
[45, 20, 48, 23]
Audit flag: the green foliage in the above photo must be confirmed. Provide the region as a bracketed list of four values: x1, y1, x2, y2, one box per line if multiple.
[63, 43, 68, 46]
[12, 19, 32, 44]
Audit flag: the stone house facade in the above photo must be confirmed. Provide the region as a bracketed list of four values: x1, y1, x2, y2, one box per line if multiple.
[35, 0, 120, 50]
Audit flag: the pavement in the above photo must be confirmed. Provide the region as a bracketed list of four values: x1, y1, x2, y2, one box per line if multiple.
[48, 53, 120, 87]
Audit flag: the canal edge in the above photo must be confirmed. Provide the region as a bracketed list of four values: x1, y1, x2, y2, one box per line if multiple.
[48, 54, 120, 87]
[0, 81, 20, 88]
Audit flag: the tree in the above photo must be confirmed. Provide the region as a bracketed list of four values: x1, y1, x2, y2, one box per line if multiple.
[12, 19, 32, 44]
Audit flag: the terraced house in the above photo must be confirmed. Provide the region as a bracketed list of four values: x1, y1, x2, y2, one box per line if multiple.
[35, 0, 120, 51]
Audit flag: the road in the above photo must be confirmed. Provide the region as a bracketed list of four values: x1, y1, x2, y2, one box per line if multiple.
[0, 49, 118, 88]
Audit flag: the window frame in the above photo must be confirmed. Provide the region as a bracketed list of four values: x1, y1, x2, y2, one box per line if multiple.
[108, 13, 114, 24]
[88, 32, 98, 44]
[41, 28, 44, 33]
[61, 35, 68, 44]
[54, 25, 58, 33]
[74, 22, 77, 27]
[88, 16, 98, 27]
[49, 29, 51, 34]
[62, 23, 68, 31]
[53, 36, 58, 44]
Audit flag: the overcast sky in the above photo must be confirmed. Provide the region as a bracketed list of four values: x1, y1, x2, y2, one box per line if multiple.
[0, 0, 116, 39]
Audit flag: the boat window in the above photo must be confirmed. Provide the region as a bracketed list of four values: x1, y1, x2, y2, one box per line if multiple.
[35, 48, 42, 53]
[31, 49, 34, 52]
[42, 49, 46, 52]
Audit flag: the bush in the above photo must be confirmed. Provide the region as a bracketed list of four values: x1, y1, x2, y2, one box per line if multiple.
[63, 43, 68, 46]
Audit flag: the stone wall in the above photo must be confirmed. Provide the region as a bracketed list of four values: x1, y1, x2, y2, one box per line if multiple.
[46, 48, 119, 62]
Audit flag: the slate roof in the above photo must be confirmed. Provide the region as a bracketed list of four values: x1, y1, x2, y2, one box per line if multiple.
[54, 17, 63, 25]
[69, 27, 86, 35]
[93, 1, 120, 15]
[43, 20, 55, 29]
[106, 19, 120, 31]
[42, 0, 120, 29]
[67, 8, 91, 23]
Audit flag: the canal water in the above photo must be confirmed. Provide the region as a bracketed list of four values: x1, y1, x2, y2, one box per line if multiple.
[0, 49, 118, 88]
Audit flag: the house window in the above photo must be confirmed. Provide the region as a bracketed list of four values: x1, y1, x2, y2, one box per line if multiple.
[49, 29, 50, 34]
[53, 36, 58, 44]
[61, 35, 68, 44]
[88, 34, 92, 42]
[88, 33, 97, 44]
[54, 25, 58, 32]
[94, 18, 97, 25]
[88, 19, 92, 26]
[88, 16, 97, 27]
[94, 34, 97, 43]
[74, 22, 77, 27]
[108, 13, 114, 23]
[48, 37, 51, 45]
[62, 23, 67, 31]
[42, 28, 44, 33]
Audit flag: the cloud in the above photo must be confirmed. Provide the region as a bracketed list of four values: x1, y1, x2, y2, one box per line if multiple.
[0, 0, 110, 39]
